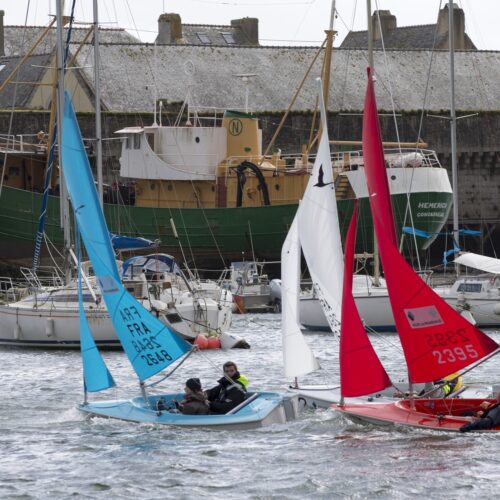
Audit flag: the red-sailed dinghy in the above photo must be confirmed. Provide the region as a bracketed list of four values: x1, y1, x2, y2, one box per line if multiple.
[334, 68, 500, 432]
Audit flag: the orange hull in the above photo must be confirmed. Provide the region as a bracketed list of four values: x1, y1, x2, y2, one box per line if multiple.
[335, 398, 500, 432]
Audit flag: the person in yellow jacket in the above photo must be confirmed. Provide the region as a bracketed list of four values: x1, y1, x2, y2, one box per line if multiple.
[421, 372, 463, 398]
[205, 361, 249, 414]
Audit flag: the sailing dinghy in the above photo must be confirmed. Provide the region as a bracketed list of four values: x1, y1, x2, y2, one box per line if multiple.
[61, 92, 298, 429]
[281, 80, 490, 409]
[336, 69, 500, 432]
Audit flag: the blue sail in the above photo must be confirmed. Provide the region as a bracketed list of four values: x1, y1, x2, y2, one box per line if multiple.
[76, 227, 115, 392]
[61, 92, 190, 381]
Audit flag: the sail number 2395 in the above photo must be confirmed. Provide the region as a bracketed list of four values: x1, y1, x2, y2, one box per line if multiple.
[425, 329, 479, 364]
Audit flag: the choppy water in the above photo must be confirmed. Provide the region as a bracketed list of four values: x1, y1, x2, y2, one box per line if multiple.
[1, 315, 500, 499]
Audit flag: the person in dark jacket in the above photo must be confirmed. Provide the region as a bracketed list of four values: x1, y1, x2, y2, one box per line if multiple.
[176, 378, 209, 415]
[460, 392, 500, 432]
[206, 361, 249, 414]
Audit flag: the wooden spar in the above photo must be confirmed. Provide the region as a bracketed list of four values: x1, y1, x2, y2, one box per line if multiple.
[0, 18, 57, 94]
[258, 38, 327, 167]
[45, 25, 94, 183]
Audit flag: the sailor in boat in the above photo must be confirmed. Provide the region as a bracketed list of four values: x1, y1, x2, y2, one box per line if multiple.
[460, 392, 500, 432]
[206, 361, 249, 414]
[171, 378, 210, 415]
[419, 372, 464, 398]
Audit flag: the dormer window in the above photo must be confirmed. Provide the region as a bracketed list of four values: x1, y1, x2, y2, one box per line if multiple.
[221, 32, 236, 44]
[196, 32, 211, 44]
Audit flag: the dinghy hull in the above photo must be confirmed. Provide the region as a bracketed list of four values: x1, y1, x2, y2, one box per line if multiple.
[336, 398, 500, 432]
[79, 392, 298, 430]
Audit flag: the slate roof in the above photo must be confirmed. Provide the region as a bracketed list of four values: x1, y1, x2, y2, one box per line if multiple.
[340, 24, 476, 50]
[69, 43, 500, 113]
[175, 23, 253, 46]
[0, 53, 52, 108]
[4, 25, 140, 57]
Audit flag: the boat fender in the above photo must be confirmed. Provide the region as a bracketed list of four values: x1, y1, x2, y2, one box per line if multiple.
[206, 336, 221, 349]
[194, 334, 208, 349]
[46, 318, 55, 338]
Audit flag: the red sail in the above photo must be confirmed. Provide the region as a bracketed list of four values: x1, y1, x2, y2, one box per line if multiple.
[362, 68, 498, 383]
[340, 202, 392, 396]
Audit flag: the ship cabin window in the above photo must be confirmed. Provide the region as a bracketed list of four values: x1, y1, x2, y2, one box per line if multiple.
[196, 32, 211, 44]
[457, 283, 482, 293]
[125, 134, 141, 149]
[146, 132, 155, 151]
[221, 32, 236, 44]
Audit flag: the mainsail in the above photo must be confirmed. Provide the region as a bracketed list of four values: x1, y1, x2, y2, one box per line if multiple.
[339, 202, 391, 397]
[362, 69, 498, 383]
[281, 217, 320, 378]
[297, 80, 344, 334]
[61, 92, 190, 382]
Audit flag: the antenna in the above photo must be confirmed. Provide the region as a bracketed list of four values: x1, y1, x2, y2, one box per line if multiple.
[233, 73, 257, 112]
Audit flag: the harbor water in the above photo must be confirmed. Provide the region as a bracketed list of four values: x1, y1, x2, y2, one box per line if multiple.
[1, 314, 500, 498]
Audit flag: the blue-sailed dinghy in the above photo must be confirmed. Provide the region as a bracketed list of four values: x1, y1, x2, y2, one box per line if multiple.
[61, 92, 298, 429]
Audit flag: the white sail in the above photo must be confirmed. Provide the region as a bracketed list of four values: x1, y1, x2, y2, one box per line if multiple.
[281, 217, 320, 378]
[297, 81, 344, 334]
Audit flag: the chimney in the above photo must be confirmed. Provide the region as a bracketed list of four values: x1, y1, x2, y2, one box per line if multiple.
[157, 13, 182, 45]
[231, 17, 259, 46]
[372, 10, 397, 42]
[437, 3, 466, 49]
[0, 11, 5, 57]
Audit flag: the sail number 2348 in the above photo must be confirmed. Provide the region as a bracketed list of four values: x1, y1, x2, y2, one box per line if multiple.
[425, 329, 479, 364]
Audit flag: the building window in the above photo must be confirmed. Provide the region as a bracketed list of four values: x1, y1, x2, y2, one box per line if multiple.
[196, 32, 211, 44]
[221, 32, 236, 44]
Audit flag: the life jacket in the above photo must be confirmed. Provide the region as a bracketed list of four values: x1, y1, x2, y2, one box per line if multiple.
[237, 374, 249, 389]
[439, 373, 463, 397]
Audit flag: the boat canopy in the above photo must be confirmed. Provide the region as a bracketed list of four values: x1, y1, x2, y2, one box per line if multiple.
[121, 253, 181, 278]
[454, 252, 500, 275]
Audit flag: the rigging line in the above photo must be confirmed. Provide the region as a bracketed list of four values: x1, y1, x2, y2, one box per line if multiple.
[373, 2, 430, 269]
[0, 1, 32, 198]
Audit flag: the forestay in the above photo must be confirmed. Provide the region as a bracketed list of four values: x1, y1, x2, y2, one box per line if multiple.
[61, 92, 190, 382]
[361, 70, 498, 384]
[76, 228, 115, 392]
[339, 202, 391, 397]
[281, 217, 320, 378]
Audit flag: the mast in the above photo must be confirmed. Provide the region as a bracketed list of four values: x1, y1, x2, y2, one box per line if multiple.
[367, 0, 380, 286]
[448, 0, 459, 276]
[322, 1, 336, 107]
[93, 0, 103, 207]
[56, 0, 71, 284]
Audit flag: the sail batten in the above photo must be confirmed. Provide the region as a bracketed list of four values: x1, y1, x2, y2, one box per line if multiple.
[61, 92, 190, 382]
[339, 202, 392, 397]
[361, 69, 498, 383]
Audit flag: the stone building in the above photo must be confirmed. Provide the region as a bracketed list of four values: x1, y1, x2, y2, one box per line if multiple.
[1, 6, 500, 256]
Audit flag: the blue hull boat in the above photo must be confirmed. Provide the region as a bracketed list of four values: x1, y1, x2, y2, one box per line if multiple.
[79, 392, 298, 430]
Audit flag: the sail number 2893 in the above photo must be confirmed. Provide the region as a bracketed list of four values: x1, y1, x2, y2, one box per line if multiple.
[425, 329, 479, 364]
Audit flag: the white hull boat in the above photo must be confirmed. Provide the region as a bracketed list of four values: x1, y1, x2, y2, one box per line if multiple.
[300, 275, 394, 331]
